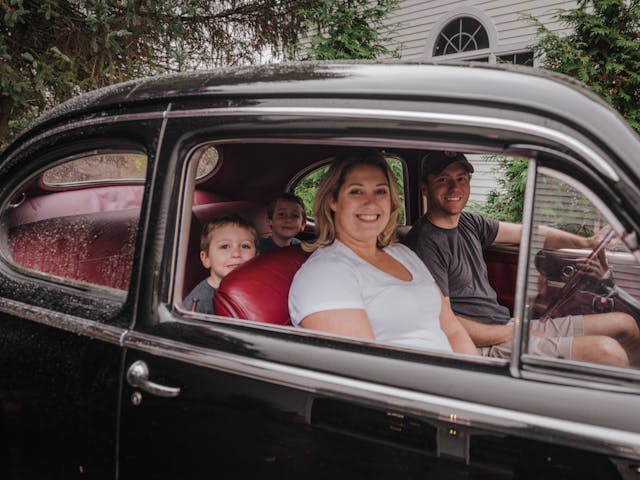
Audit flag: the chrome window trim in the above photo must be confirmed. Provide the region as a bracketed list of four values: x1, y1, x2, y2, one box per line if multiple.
[4, 106, 618, 183]
[522, 354, 640, 387]
[510, 157, 537, 378]
[165, 106, 619, 181]
[124, 305, 640, 460]
[518, 166, 631, 378]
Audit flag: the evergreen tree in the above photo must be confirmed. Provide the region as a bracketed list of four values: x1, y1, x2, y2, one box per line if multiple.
[0, 0, 313, 146]
[297, 0, 398, 60]
[534, 0, 640, 132]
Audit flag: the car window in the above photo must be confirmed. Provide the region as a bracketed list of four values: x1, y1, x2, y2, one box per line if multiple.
[293, 156, 407, 224]
[4, 151, 147, 291]
[524, 168, 640, 371]
[42, 152, 147, 186]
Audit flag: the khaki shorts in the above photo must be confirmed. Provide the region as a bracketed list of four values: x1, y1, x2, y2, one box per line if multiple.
[479, 315, 585, 359]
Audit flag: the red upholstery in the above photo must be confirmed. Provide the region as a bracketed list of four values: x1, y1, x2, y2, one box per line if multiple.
[214, 245, 310, 325]
[8, 186, 145, 228]
[484, 247, 518, 313]
[9, 208, 140, 290]
[8, 187, 269, 294]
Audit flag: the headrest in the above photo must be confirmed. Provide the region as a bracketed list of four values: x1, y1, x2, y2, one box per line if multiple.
[214, 245, 311, 325]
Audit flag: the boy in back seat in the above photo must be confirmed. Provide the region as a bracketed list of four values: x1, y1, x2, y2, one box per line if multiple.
[184, 214, 258, 314]
[259, 193, 307, 253]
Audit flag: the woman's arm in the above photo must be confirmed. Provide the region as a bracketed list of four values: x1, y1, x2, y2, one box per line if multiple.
[438, 292, 478, 355]
[300, 309, 376, 339]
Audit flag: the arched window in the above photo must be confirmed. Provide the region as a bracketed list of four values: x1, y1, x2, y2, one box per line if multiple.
[433, 17, 489, 57]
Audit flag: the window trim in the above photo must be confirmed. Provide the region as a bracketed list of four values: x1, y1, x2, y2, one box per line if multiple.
[517, 165, 640, 384]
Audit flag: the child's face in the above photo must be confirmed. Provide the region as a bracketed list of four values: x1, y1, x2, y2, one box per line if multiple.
[200, 224, 257, 287]
[268, 200, 305, 243]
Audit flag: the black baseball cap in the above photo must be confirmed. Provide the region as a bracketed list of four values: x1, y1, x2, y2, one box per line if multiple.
[421, 151, 474, 181]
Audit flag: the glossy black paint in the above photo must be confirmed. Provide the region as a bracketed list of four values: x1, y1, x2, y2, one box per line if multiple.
[2, 62, 640, 479]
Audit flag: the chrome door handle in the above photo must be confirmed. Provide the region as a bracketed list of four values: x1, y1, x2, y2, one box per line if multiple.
[126, 360, 181, 398]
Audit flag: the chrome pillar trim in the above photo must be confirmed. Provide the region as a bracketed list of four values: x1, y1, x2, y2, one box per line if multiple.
[123, 325, 640, 460]
[0, 297, 126, 345]
[510, 158, 537, 378]
[165, 106, 619, 181]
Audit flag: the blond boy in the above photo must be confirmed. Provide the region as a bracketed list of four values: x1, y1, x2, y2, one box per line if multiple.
[184, 214, 258, 313]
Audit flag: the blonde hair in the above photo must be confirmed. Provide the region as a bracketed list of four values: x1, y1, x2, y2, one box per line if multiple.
[303, 148, 400, 252]
[200, 214, 259, 252]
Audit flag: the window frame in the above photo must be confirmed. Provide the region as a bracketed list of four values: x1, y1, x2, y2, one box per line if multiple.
[1, 144, 149, 299]
[516, 164, 640, 386]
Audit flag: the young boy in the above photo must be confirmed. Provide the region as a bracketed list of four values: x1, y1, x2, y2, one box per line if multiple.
[259, 193, 307, 253]
[184, 214, 258, 314]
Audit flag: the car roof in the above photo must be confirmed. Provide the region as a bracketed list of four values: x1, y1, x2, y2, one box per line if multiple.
[5, 61, 640, 179]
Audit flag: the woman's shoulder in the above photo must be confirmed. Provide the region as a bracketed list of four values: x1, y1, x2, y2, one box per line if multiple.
[385, 242, 417, 260]
[298, 242, 357, 274]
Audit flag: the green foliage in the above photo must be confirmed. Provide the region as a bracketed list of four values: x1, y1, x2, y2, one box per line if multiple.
[468, 156, 528, 222]
[0, 0, 315, 147]
[294, 157, 406, 224]
[532, 0, 640, 132]
[296, 0, 399, 60]
[295, 165, 330, 218]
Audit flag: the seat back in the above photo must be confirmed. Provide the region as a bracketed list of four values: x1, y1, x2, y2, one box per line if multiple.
[214, 245, 310, 325]
[9, 208, 140, 290]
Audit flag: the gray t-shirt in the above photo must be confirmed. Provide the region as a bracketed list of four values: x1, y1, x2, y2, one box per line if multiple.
[259, 236, 301, 253]
[183, 279, 216, 314]
[404, 212, 510, 325]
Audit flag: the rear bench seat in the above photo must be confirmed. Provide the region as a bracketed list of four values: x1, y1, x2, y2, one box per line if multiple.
[9, 208, 140, 290]
[7, 186, 268, 293]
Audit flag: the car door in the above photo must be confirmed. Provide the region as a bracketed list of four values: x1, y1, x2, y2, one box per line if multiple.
[116, 109, 635, 480]
[116, 115, 487, 479]
[0, 132, 153, 479]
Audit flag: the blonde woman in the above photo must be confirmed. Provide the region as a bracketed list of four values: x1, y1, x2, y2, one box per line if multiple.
[288, 149, 477, 355]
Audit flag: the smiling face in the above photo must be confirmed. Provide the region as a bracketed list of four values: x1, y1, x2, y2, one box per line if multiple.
[200, 224, 257, 288]
[268, 199, 306, 246]
[329, 163, 391, 248]
[422, 161, 471, 227]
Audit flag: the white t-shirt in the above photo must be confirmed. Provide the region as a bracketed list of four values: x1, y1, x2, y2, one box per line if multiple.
[288, 240, 453, 353]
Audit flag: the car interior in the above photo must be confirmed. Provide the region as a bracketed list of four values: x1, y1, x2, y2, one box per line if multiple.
[4, 139, 640, 371]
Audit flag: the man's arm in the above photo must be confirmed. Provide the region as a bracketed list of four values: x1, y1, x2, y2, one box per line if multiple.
[440, 296, 512, 346]
[492, 221, 604, 250]
[493, 221, 522, 246]
[456, 315, 513, 347]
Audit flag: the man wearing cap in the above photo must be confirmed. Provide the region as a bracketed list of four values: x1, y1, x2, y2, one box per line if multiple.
[404, 151, 640, 366]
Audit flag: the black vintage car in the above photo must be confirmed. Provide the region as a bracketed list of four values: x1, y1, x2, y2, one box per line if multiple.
[1, 62, 639, 479]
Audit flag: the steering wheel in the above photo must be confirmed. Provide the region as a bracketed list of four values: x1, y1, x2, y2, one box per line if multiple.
[539, 228, 616, 321]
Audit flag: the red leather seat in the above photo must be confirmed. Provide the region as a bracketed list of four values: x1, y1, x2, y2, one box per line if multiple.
[214, 245, 310, 325]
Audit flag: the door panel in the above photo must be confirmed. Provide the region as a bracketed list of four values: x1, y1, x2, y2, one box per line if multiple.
[0, 314, 121, 479]
[118, 348, 489, 479]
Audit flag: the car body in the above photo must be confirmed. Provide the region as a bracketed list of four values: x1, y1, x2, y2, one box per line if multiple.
[1, 61, 640, 479]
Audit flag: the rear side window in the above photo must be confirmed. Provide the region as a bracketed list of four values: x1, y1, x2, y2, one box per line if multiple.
[4, 151, 147, 291]
[294, 156, 407, 224]
[42, 153, 147, 186]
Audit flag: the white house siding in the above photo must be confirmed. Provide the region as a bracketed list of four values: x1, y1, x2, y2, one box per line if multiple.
[380, 1, 579, 205]
[466, 154, 503, 205]
[381, 0, 578, 63]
